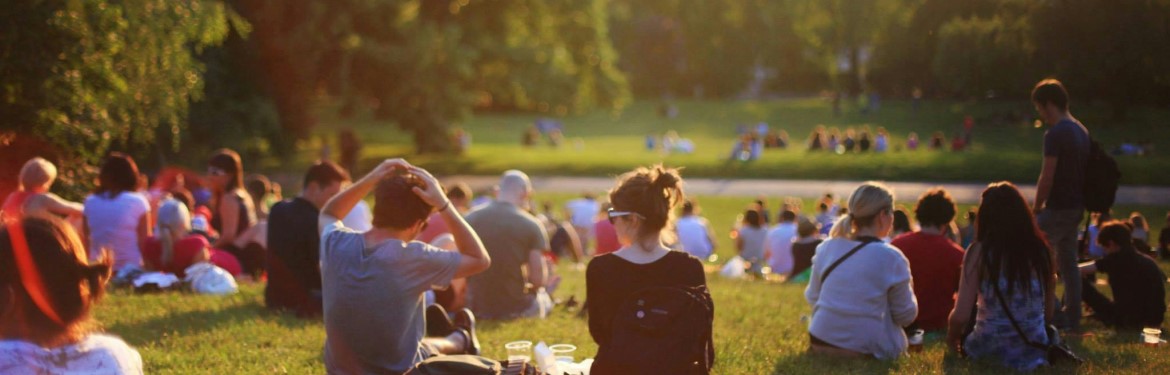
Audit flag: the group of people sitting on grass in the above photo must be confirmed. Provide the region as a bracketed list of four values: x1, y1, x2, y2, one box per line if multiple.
[2, 156, 1168, 374]
[2, 80, 1168, 374]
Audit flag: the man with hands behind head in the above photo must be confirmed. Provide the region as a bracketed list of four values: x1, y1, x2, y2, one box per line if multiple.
[318, 159, 491, 375]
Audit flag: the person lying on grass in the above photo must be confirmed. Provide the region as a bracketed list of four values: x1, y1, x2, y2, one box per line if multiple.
[0, 216, 143, 373]
[317, 159, 491, 374]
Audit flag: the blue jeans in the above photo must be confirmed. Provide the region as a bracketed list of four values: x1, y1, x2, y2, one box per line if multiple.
[1037, 208, 1084, 331]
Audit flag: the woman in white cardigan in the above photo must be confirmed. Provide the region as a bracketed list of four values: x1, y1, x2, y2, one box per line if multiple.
[805, 182, 918, 360]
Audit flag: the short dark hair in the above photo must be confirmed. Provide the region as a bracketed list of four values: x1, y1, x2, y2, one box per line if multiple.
[1097, 220, 1133, 249]
[372, 174, 432, 230]
[682, 200, 697, 215]
[1031, 79, 1069, 111]
[446, 182, 471, 201]
[915, 188, 957, 227]
[96, 153, 139, 198]
[246, 174, 271, 201]
[743, 209, 763, 228]
[779, 210, 797, 222]
[303, 160, 350, 189]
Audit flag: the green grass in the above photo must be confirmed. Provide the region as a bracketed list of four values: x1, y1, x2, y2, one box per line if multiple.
[255, 98, 1170, 186]
[92, 193, 1170, 373]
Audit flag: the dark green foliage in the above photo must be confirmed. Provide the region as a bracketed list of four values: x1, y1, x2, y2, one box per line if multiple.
[0, 0, 233, 198]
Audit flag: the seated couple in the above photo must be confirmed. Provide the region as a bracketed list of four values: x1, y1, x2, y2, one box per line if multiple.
[317, 159, 492, 374]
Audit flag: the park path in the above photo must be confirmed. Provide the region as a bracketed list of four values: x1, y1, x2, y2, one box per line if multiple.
[445, 175, 1170, 206]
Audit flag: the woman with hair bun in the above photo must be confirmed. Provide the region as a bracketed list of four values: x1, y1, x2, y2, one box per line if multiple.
[805, 182, 918, 360]
[0, 216, 143, 373]
[586, 165, 713, 374]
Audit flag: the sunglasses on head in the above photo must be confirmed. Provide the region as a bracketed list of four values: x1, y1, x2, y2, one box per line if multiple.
[607, 208, 644, 224]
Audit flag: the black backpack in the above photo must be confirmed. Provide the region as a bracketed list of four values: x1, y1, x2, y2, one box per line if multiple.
[1083, 139, 1121, 213]
[606, 285, 715, 374]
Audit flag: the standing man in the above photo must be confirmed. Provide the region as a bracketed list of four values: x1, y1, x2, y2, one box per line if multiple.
[265, 161, 350, 317]
[318, 159, 491, 374]
[1031, 79, 1090, 333]
[466, 170, 553, 319]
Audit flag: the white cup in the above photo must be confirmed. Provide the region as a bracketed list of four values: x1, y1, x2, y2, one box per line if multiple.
[506, 340, 533, 362]
[1143, 328, 1162, 347]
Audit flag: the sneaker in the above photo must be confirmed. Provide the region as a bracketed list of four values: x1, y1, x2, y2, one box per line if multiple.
[425, 304, 455, 337]
[454, 308, 480, 355]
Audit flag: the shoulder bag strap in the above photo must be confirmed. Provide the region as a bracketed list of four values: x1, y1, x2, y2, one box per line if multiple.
[821, 239, 875, 284]
[984, 248, 1048, 349]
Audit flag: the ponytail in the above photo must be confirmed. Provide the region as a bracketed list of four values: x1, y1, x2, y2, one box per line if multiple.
[159, 226, 175, 268]
[830, 182, 895, 239]
[828, 214, 854, 239]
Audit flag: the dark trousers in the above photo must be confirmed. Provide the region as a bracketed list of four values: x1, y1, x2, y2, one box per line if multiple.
[1082, 278, 1119, 327]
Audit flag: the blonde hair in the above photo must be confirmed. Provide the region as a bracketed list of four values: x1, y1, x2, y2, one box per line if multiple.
[829, 182, 895, 239]
[19, 157, 57, 191]
[155, 199, 192, 268]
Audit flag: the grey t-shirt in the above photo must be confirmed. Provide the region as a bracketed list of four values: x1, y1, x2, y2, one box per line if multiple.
[464, 201, 548, 319]
[320, 221, 462, 374]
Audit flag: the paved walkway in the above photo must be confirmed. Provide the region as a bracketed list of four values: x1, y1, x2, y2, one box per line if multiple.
[447, 175, 1170, 206]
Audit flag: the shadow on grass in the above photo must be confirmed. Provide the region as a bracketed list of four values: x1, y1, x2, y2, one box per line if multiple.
[770, 350, 897, 375]
[106, 301, 317, 347]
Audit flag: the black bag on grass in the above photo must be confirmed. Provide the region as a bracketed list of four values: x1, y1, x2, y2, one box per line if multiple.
[408, 355, 501, 375]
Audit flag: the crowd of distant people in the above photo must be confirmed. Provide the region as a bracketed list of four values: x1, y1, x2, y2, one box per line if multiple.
[1, 78, 1167, 374]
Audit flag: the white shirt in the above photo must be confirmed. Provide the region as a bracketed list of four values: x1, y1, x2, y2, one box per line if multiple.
[676, 215, 713, 259]
[0, 334, 143, 375]
[805, 238, 918, 360]
[84, 192, 150, 270]
[342, 200, 373, 232]
[764, 222, 798, 275]
[565, 198, 599, 228]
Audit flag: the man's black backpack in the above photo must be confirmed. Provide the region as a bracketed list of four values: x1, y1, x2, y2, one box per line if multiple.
[1083, 139, 1121, 213]
[606, 285, 715, 374]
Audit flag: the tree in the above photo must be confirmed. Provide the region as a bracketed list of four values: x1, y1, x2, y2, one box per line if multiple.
[0, 0, 234, 198]
[235, 0, 630, 155]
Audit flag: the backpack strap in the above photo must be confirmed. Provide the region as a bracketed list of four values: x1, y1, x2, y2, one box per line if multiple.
[821, 239, 876, 284]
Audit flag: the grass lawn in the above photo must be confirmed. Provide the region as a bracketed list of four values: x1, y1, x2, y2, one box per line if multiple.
[93, 193, 1170, 374]
[255, 98, 1170, 186]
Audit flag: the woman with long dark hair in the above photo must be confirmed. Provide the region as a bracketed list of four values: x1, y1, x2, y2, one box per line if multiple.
[947, 182, 1057, 371]
[206, 149, 261, 276]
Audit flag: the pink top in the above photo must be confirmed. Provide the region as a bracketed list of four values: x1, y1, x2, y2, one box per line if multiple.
[415, 212, 450, 244]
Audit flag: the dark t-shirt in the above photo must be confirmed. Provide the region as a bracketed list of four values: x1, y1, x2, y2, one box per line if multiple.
[790, 238, 822, 279]
[1043, 119, 1089, 209]
[587, 251, 708, 373]
[1094, 249, 1167, 328]
[265, 197, 322, 315]
[464, 201, 548, 319]
[890, 232, 964, 331]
